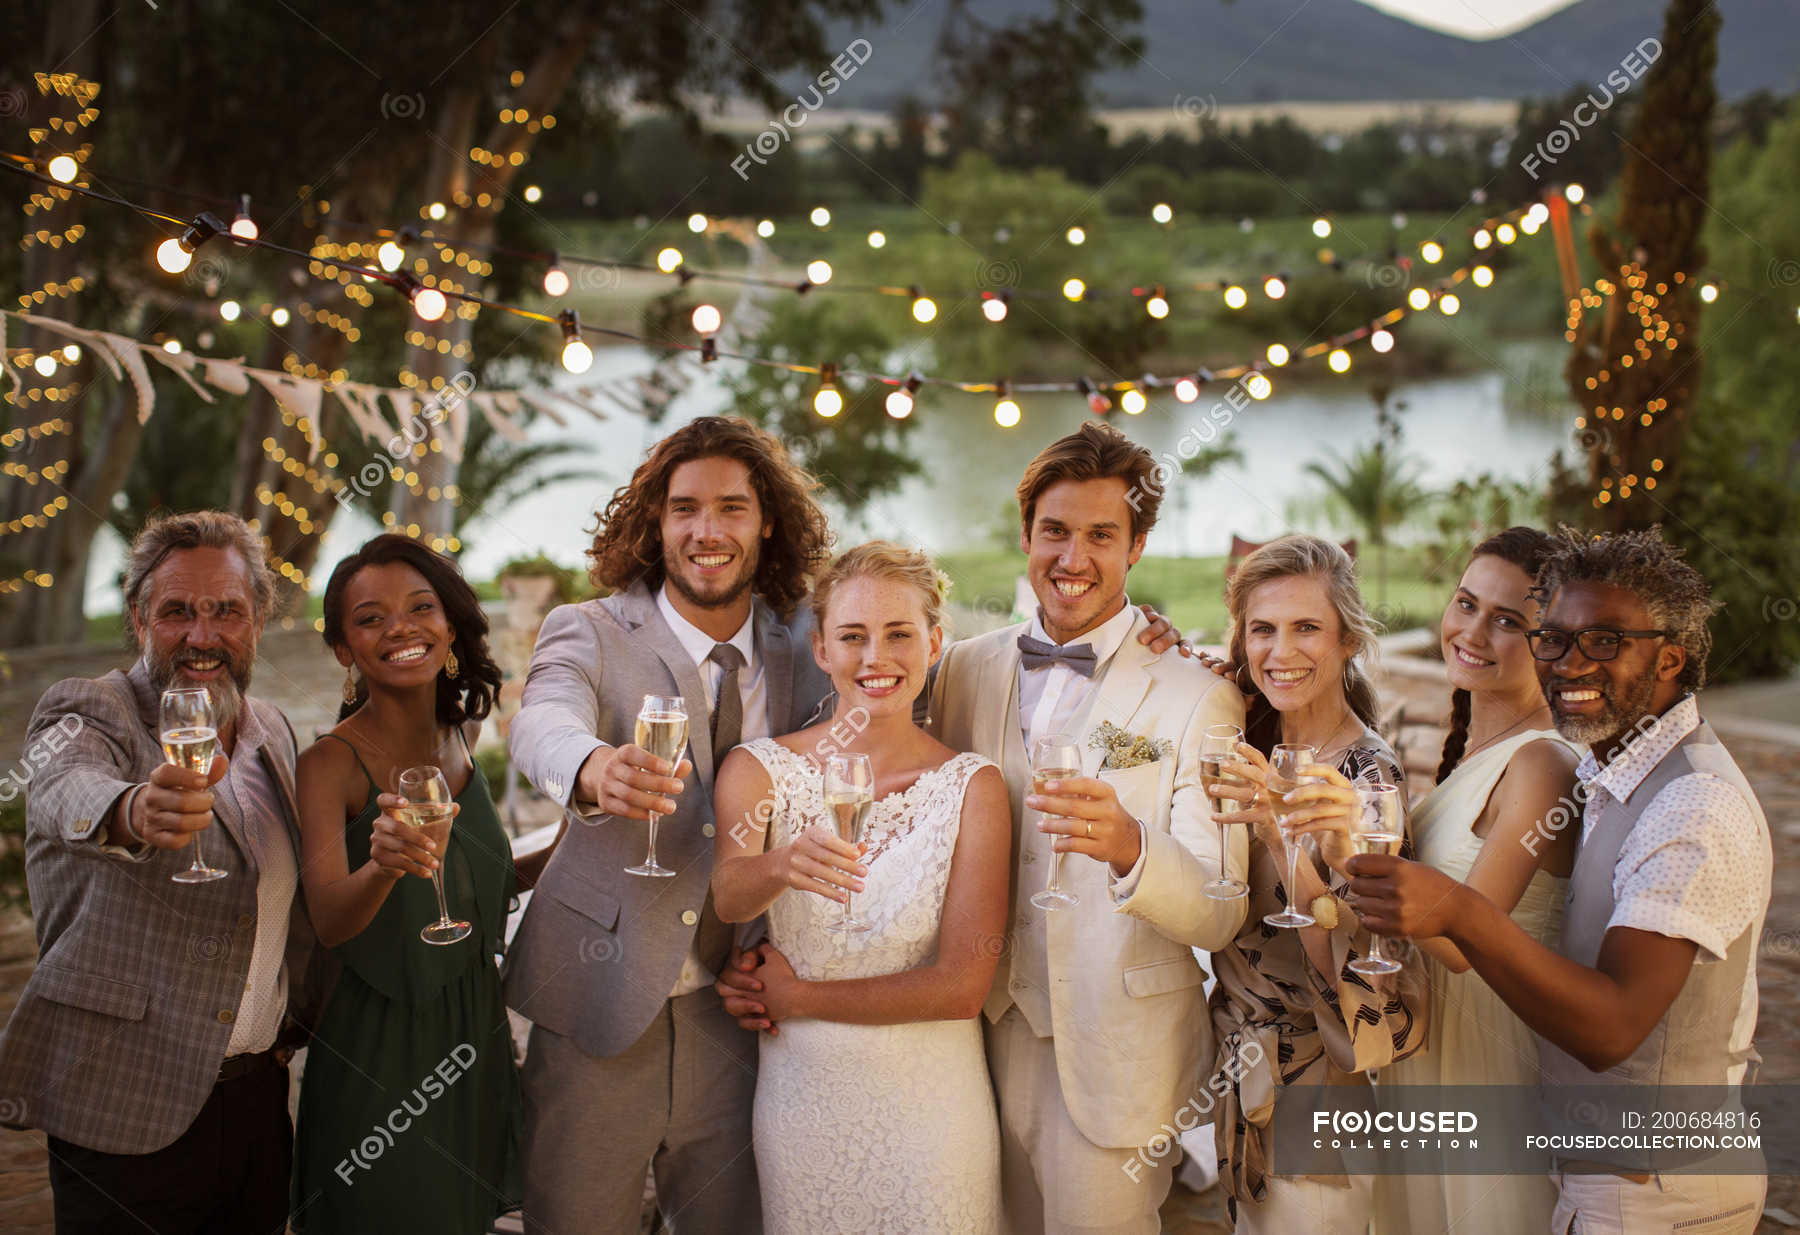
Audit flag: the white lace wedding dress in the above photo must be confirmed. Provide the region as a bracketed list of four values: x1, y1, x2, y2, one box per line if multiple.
[743, 738, 1002, 1234]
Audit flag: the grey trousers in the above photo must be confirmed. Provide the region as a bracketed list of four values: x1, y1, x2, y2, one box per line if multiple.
[520, 987, 761, 1235]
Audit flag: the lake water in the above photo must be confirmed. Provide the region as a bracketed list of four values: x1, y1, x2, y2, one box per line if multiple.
[82, 342, 1575, 613]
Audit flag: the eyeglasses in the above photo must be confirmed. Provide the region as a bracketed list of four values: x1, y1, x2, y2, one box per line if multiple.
[1525, 626, 1670, 662]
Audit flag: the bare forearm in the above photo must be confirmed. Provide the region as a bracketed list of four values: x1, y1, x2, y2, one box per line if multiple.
[305, 862, 400, 948]
[1416, 935, 1471, 973]
[1445, 888, 1636, 1069]
[712, 850, 793, 923]
[791, 962, 989, 1025]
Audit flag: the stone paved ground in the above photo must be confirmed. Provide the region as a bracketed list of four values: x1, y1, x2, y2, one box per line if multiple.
[0, 630, 1793, 1233]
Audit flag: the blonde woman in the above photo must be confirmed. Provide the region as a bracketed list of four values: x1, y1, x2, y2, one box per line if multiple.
[711, 542, 1010, 1234]
[1203, 535, 1427, 1234]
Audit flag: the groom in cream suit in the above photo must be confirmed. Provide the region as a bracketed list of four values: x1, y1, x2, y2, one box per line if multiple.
[930, 423, 1248, 1233]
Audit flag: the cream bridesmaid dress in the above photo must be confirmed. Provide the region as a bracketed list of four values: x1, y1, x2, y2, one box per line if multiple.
[1374, 728, 1576, 1235]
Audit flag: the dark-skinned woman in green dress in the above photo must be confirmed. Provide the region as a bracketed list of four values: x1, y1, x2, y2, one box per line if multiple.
[291, 534, 560, 1234]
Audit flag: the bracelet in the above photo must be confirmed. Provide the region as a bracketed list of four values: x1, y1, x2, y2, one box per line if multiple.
[1309, 893, 1339, 930]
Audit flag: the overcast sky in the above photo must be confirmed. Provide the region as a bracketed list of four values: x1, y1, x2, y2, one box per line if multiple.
[1360, 0, 1586, 38]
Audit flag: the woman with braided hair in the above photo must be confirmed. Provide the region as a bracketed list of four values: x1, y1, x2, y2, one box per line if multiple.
[1372, 526, 1580, 1235]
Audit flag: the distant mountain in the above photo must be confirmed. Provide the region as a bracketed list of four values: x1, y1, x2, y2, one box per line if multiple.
[799, 0, 1798, 108]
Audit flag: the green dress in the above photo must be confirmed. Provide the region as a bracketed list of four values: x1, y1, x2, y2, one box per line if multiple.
[292, 734, 522, 1234]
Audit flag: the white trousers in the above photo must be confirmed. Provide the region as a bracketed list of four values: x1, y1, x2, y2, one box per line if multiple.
[1550, 1169, 1765, 1234]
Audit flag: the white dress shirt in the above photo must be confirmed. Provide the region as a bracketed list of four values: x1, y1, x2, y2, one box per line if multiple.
[1016, 599, 1150, 896]
[1575, 694, 1770, 1080]
[656, 585, 766, 996]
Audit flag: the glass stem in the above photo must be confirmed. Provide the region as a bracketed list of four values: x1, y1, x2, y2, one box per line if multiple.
[1367, 934, 1386, 966]
[430, 867, 451, 925]
[1046, 849, 1063, 895]
[189, 823, 209, 871]
[1285, 829, 1303, 916]
[645, 811, 660, 869]
[842, 887, 853, 924]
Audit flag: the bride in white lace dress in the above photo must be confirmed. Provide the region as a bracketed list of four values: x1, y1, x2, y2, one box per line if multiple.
[711, 543, 1010, 1234]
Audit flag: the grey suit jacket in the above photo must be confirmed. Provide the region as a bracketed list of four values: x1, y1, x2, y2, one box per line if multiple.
[504, 581, 830, 1058]
[0, 660, 315, 1154]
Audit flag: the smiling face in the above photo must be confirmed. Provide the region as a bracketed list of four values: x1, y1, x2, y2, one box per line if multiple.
[1536, 580, 1684, 749]
[813, 574, 942, 722]
[132, 545, 262, 731]
[1021, 476, 1145, 643]
[334, 561, 453, 693]
[1242, 574, 1350, 715]
[1441, 554, 1540, 697]
[660, 455, 772, 616]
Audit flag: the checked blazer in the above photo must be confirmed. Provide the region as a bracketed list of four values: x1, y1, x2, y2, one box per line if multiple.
[0, 660, 316, 1154]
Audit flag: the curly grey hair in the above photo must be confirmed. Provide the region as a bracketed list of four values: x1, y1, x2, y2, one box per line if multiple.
[1535, 524, 1717, 691]
[122, 510, 278, 647]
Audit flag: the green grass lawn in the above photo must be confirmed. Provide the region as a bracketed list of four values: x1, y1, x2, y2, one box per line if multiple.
[937, 547, 1449, 644]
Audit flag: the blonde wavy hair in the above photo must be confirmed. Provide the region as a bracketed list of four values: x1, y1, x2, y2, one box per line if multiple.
[1226, 534, 1383, 749]
[810, 540, 951, 635]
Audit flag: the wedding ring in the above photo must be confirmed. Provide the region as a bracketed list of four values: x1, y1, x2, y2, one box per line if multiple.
[1085, 820, 1094, 838]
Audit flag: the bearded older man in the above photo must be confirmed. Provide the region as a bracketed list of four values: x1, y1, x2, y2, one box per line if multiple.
[0, 510, 315, 1235]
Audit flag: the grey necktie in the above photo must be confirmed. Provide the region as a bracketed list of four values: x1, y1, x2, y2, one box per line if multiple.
[708, 643, 746, 756]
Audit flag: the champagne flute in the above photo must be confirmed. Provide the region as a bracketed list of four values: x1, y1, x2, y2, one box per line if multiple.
[1199, 724, 1249, 901]
[1261, 743, 1320, 928]
[159, 687, 228, 883]
[1348, 784, 1405, 975]
[396, 765, 471, 945]
[626, 695, 689, 878]
[822, 752, 874, 935]
[1029, 734, 1082, 911]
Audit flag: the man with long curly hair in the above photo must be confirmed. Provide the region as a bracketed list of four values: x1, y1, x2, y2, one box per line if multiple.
[504, 416, 834, 1234]
[1351, 526, 1770, 1234]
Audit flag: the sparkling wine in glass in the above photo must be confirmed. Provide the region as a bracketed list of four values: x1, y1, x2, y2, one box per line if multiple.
[1262, 743, 1320, 929]
[626, 695, 689, 878]
[1199, 724, 1248, 901]
[396, 764, 471, 945]
[823, 752, 874, 935]
[159, 687, 228, 884]
[1348, 784, 1405, 975]
[1030, 734, 1082, 911]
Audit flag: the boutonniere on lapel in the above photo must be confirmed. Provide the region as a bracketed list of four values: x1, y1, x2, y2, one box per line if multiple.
[1087, 721, 1172, 770]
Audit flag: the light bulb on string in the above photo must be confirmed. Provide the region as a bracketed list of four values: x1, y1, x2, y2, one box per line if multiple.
[1077, 377, 1110, 417]
[1223, 285, 1248, 310]
[687, 213, 708, 234]
[1120, 387, 1147, 415]
[810, 206, 831, 228]
[1420, 241, 1444, 264]
[162, 339, 183, 355]
[807, 259, 833, 285]
[427, 201, 447, 221]
[1370, 328, 1395, 353]
[1266, 343, 1290, 367]
[1565, 183, 1585, 203]
[993, 381, 1021, 428]
[813, 363, 843, 417]
[33, 354, 56, 377]
[1699, 282, 1719, 303]
[1145, 287, 1169, 319]
[1520, 215, 1542, 236]
[1495, 223, 1517, 245]
[982, 292, 1010, 323]
[1173, 376, 1199, 403]
[219, 299, 241, 322]
[1245, 372, 1273, 400]
[398, 274, 447, 322]
[1151, 202, 1173, 224]
[1407, 287, 1432, 311]
[1062, 278, 1085, 302]
[228, 195, 258, 241]
[156, 238, 192, 273]
[543, 255, 570, 297]
[1472, 265, 1494, 288]
[271, 307, 290, 327]
[691, 303, 722, 335]
[153, 212, 225, 275]
[1328, 348, 1351, 373]
[378, 239, 406, 273]
[886, 374, 921, 420]
[524, 185, 542, 203]
[1526, 202, 1551, 226]
[559, 309, 593, 373]
[757, 219, 775, 238]
[1438, 293, 1461, 315]
[61, 344, 80, 363]
[1473, 228, 1493, 250]
[1066, 226, 1086, 246]
[46, 154, 78, 184]
[867, 230, 886, 249]
[910, 289, 937, 323]
[1312, 217, 1332, 238]
[1263, 275, 1287, 300]
[656, 247, 684, 274]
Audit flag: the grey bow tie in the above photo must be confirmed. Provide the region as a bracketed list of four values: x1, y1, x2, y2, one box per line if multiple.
[1017, 634, 1097, 677]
